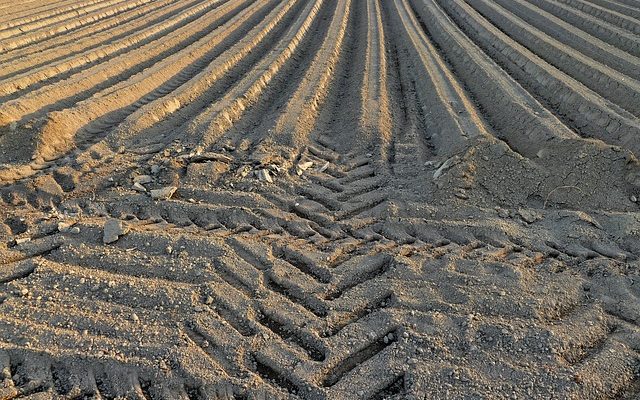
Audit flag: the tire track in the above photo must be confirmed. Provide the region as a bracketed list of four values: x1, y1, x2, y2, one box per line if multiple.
[3, 0, 640, 398]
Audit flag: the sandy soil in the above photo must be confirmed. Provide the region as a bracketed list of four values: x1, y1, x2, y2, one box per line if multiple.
[1, 0, 640, 398]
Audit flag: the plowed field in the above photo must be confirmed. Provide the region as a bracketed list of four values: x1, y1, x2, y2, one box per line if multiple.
[1, 0, 640, 398]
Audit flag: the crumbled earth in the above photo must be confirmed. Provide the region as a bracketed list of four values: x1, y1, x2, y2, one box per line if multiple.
[1, 0, 640, 399]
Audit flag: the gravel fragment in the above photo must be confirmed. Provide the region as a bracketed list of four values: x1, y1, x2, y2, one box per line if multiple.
[132, 182, 147, 192]
[133, 175, 153, 184]
[103, 219, 128, 244]
[150, 186, 177, 200]
[296, 161, 314, 175]
[256, 169, 273, 183]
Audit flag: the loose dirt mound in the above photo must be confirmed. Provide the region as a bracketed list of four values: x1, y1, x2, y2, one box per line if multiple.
[1, 0, 640, 398]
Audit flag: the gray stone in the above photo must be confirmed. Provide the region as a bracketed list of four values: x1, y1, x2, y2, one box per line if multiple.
[103, 219, 128, 244]
[256, 169, 273, 183]
[296, 161, 314, 176]
[133, 175, 153, 184]
[150, 186, 177, 200]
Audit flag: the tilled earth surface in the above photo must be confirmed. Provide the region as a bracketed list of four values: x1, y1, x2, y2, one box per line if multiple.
[1, 0, 640, 399]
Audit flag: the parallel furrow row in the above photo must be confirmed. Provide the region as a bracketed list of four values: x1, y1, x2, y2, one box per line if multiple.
[492, 0, 640, 82]
[0, 0, 193, 84]
[0, 0, 182, 65]
[438, 0, 640, 155]
[525, 0, 640, 57]
[0, 0, 111, 27]
[465, 0, 640, 118]
[0, 0, 158, 52]
[0, 0, 268, 171]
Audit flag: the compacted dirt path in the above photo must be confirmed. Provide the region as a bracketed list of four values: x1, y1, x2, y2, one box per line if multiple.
[1, 0, 640, 398]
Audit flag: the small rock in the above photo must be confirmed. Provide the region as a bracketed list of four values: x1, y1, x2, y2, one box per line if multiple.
[132, 182, 146, 192]
[267, 164, 282, 174]
[103, 219, 128, 244]
[433, 156, 460, 180]
[256, 169, 273, 183]
[631, 195, 638, 203]
[204, 296, 214, 305]
[19, 288, 29, 297]
[318, 162, 330, 173]
[15, 237, 31, 245]
[150, 186, 177, 200]
[165, 245, 173, 254]
[190, 152, 233, 164]
[454, 189, 469, 200]
[237, 165, 251, 178]
[296, 161, 314, 176]
[132, 313, 139, 322]
[133, 175, 153, 184]
[57, 221, 75, 232]
[69, 227, 80, 234]
[151, 165, 161, 175]
[517, 209, 540, 224]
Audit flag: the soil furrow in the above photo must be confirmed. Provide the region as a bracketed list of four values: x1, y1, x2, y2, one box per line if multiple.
[525, 0, 640, 57]
[0, 0, 158, 52]
[493, 0, 640, 82]
[0, 0, 137, 40]
[2, 1, 640, 398]
[0, 0, 191, 81]
[0, 0, 220, 95]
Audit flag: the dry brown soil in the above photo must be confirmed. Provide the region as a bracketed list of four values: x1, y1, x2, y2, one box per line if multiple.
[1, 0, 640, 398]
